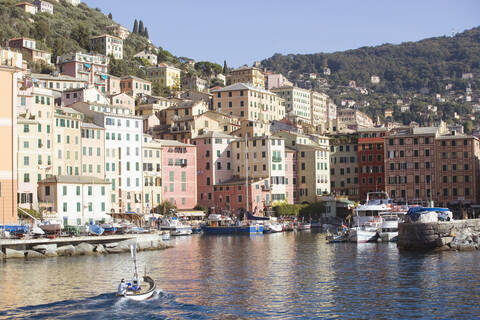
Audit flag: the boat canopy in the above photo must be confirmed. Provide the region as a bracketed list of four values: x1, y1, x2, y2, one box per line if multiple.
[176, 210, 205, 217]
[247, 212, 269, 221]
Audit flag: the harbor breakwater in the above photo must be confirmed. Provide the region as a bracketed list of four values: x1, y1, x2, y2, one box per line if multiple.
[398, 218, 480, 251]
[0, 233, 171, 260]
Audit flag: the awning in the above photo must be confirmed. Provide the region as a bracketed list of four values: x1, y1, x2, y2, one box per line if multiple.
[84, 63, 91, 68]
[176, 210, 205, 217]
[101, 74, 108, 80]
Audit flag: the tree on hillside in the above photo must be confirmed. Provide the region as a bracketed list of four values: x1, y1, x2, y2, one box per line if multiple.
[108, 13, 112, 20]
[133, 19, 138, 33]
[139, 20, 144, 35]
[144, 27, 149, 39]
[34, 20, 49, 40]
[71, 22, 91, 50]
[223, 60, 228, 74]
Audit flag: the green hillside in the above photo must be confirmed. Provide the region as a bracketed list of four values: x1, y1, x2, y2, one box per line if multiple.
[261, 27, 480, 95]
[0, 0, 198, 91]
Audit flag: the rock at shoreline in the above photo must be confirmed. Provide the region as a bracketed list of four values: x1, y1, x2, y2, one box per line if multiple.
[106, 239, 136, 254]
[94, 244, 106, 254]
[24, 250, 44, 259]
[5, 248, 25, 259]
[57, 245, 76, 256]
[33, 244, 58, 257]
[104, 242, 119, 248]
[75, 243, 95, 255]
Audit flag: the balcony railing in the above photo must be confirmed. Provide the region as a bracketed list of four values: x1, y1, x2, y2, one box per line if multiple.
[272, 157, 282, 163]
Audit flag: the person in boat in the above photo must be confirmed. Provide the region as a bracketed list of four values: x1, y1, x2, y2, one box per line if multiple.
[131, 279, 141, 292]
[117, 279, 130, 296]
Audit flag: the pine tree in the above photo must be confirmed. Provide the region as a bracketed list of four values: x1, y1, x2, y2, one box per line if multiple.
[223, 60, 228, 74]
[139, 20, 144, 35]
[108, 13, 112, 20]
[133, 19, 138, 33]
[144, 27, 149, 39]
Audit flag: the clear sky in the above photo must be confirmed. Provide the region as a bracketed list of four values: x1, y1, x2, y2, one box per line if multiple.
[83, 0, 479, 67]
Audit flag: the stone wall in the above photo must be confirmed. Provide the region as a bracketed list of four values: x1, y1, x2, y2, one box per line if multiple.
[398, 219, 480, 251]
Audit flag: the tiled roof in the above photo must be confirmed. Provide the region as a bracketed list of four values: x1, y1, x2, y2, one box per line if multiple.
[39, 175, 110, 184]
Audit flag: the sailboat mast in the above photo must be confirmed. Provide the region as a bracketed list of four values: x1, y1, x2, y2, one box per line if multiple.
[245, 134, 249, 218]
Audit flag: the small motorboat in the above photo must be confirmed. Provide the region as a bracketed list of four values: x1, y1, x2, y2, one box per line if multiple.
[39, 221, 63, 234]
[88, 224, 104, 236]
[31, 224, 45, 237]
[102, 224, 118, 235]
[117, 244, 157, 301]
[161, 232, 171, 241]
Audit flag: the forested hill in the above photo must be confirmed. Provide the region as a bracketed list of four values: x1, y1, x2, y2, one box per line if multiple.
[261, 27, 480, 95]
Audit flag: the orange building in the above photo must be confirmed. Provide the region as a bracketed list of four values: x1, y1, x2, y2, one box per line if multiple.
[0, 60, 22, 225]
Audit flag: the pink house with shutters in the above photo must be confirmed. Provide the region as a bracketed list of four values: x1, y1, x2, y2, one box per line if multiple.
[192, 132, 235, 210]
[213, 178, 270, 216]
[285, 147, 296, 204]
[159, 140, 197, 209]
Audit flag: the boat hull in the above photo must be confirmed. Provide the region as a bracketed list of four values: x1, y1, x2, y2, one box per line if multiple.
[202, 225, 263, 235]
[121, 276, 156, 301]
[348, 229, 378, 243]
[379, 232, 398, 242]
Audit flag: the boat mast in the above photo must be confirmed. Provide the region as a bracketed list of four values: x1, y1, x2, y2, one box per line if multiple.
[245, 134, 248, 222]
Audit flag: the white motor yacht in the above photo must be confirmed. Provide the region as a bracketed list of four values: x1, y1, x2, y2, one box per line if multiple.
[348, 192, 392, 243]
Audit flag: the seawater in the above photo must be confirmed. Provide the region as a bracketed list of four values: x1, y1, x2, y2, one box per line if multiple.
[1, 231, 480, 319]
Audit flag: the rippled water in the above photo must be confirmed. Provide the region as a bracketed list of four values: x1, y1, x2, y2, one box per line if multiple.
[1, 231, 480, 319]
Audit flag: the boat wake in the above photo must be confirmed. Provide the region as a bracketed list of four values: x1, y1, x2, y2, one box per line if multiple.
[0, 291, 176, 320]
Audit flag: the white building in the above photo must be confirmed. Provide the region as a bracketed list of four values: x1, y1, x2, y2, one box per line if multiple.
[38, 176, 111, 226]
[134, 50, 157, 66]
[272, 86, 311, 124]
[90, 34, 123, 60]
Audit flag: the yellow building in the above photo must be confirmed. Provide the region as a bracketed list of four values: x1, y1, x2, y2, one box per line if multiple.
[146, 63, 181, 89]
[80, 122, 105, 180]
[142, 136, 163, 213]
[227, 66, 265, 88]
[52, 107, 83, 176]
[29, 88, 55, 182]
[211, 83, 285, 122]
[0, 54, 23, 225]
[17, 115, 40, 210]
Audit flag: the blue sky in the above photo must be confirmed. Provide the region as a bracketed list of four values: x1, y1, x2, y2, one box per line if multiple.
[83, 0, 479, 67]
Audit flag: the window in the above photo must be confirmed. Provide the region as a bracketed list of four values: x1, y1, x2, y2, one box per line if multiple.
[76, 186, 80, 196]
[63, 186, 67, 196]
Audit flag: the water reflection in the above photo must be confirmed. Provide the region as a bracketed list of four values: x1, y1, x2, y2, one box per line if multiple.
[2, 232, 480, 319]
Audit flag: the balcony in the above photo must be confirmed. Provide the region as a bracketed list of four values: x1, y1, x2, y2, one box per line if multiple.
[272, 157, 282, 163]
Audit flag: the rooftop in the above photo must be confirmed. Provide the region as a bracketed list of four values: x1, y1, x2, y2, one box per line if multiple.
[211, 82, 273, 94]
[156, 139, 194, 147]
[39, 175, 110, 185]
[193, 131, 235, 140]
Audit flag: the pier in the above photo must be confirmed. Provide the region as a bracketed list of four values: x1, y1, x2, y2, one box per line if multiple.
[398, 219, 480, 251]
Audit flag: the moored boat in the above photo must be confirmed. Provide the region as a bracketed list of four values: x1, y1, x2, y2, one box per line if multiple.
[348, 192, 391, 243]
[88, 224, 104, 236]
[39, 220, 63, 234]
[102, 224, 118, 235]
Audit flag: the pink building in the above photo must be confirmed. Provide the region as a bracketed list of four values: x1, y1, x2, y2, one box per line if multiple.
[160, 140, 197, 210]
[213, 178, 270, 216]
[57, 52, 109, 93]
[266, 73, 292, 90]
[192, 132, 234, 209]
[284, 147, 296, 204]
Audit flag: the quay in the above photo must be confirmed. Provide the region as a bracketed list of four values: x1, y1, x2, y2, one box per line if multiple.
[398, 218, 480, 251]
[0, 234, 136, 252]
[0, 233, 171, 259]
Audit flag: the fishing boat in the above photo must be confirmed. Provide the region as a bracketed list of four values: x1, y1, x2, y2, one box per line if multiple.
[160, 217, 192, 236]
[117, 244, 157, 301]
[0, 225, 29, 238]
[348, 192, 392, 243]
[39, 220, 63, 234]
[102, 224, 118, 235]
[88, 224, 104, 236]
